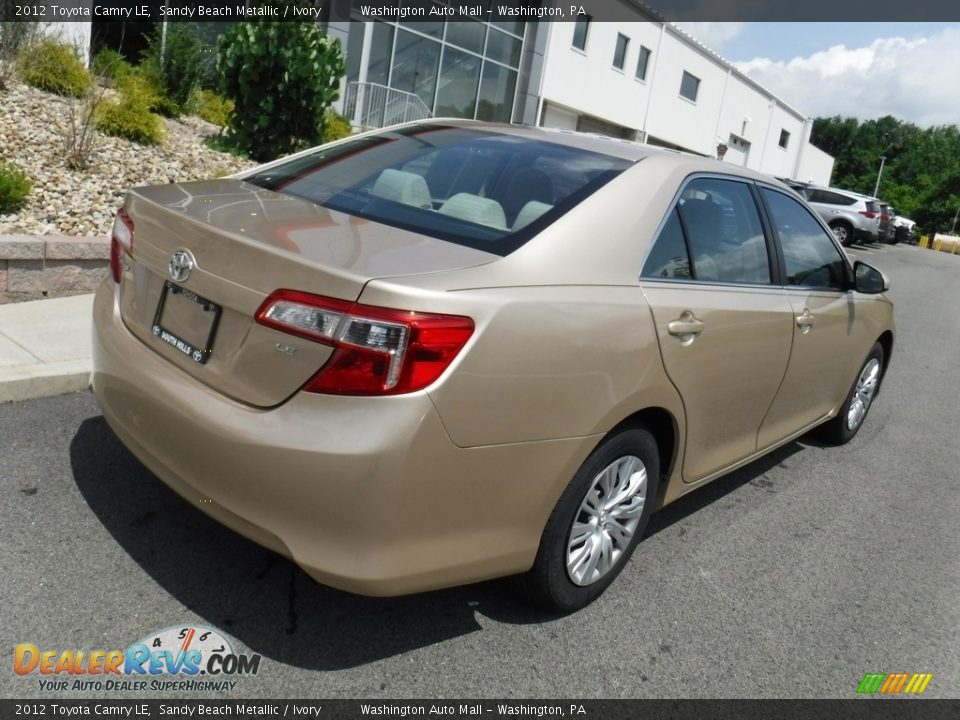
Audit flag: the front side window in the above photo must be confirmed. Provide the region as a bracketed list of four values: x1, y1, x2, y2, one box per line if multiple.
[643, 177, 770, 284]
[613, 34, 629, 70]
[572, 20, 590, 51]
[244, 126, 630, 256]
[680, 71, 700, 102]
[761, 188, 847, 290]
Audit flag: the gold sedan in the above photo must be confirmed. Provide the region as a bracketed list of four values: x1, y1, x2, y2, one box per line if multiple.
[92, 120, 893, 611]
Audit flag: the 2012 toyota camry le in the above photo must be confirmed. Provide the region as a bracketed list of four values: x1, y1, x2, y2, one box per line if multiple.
[92, 120, 894, 611]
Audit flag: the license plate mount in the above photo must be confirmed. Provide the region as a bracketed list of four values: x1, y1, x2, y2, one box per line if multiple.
[151, 281, 222, 365]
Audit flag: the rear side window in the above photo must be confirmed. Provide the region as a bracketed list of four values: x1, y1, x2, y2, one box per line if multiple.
[243, 126, 630, 256]
[643, 177, 771, 285]
[641, 209, 691, 279]
[808, 189, 856, 206]
[761, 188, 847, 290]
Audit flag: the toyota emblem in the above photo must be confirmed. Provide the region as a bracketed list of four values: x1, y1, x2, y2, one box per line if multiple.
[168, 250, 195, 282]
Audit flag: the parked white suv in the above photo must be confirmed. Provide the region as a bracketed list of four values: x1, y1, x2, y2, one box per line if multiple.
[800, 186, 881, 246]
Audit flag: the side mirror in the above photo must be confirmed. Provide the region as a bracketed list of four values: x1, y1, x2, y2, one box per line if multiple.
[853, 261, 890, 294]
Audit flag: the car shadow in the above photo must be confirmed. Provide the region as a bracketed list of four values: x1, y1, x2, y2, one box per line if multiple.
[70, 416, 808, 670]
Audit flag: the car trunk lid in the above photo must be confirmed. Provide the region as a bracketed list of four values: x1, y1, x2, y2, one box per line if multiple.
[117, 179, 496, 407]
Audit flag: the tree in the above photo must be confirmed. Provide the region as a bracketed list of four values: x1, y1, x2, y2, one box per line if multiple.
[217, 18, 345, 162]
[810, 116, 960, 234]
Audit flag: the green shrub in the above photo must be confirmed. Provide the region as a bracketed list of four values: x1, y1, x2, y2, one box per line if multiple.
[96, 77, 165, 145]
[91, 48, 133, 83]
[218, 20, 345, 161]
[18, 39, 91, 97]
[322, 110, 352, 144]
[0, 161, 32, 213]
[192, 89, 234, 128]
[140, 24, 204, 116]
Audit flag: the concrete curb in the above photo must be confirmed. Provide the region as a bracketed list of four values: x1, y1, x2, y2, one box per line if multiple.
[0, 359, 91, 403]
[0, 293, 95, 404]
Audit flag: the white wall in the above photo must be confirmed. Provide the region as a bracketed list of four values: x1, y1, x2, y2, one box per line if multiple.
[757, 103, 805, 178]
[539, 21, 663, 133]
[41, 22, 91, 64]
[643, 28, 729, 157]
[796, 143, 835, 186]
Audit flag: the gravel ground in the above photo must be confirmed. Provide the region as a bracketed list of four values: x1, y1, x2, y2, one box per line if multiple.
[0, 81, 256, 237]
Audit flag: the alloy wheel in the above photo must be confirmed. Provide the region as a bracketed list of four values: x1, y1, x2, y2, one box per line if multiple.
[847, 358, 881, 431]
[566, 455, 647, 586]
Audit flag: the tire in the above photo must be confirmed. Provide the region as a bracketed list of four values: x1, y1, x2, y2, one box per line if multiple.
[830, 222, 852, 246]
[515, 426, 660, 612]
[819, 343, 884, 445]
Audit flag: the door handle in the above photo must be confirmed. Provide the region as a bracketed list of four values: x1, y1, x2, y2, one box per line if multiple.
[795, 309, 815, 333]
[668, 312, 704, 337]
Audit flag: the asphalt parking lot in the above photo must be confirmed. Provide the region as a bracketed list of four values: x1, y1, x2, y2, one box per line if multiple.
[2, 243, 958, 700]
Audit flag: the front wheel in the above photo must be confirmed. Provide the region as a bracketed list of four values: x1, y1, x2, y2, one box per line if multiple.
[819, 343, 884, 445]
[515, 426, 660, 612]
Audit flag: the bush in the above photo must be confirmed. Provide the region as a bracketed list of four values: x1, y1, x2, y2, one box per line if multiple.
[192, 89, 234, 128]
[91, 48, 133, 83]
[0, 161, 32, 213]
[322, 110, 352, 144]
[18, 39, 91, 97]
[140, 24, 204, 116]
[96, 76, 165, 145]
[218, 20, 345, 161]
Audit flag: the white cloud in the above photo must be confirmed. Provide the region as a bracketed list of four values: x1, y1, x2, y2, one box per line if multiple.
[734, 26, 960, 126]
[674, 22, 745, 54]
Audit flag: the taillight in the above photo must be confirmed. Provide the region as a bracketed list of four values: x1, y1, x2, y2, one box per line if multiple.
[859, 210, 876, 219]
[110, 208, 134, 283]
[255, 289, 474, 396]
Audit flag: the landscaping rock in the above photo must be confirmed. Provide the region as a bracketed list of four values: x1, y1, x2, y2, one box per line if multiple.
[0, 81, 256, 237]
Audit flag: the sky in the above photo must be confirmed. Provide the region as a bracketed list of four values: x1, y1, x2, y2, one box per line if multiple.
[674, 22, 960, 126]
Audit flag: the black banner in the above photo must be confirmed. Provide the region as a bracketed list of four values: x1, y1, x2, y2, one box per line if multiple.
[3, 700, 960, 719]
[3, 0, 960, 23]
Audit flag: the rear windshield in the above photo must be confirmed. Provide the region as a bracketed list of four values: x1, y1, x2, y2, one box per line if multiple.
[243, 125, 632, 256]
[865, 200, 880, 213]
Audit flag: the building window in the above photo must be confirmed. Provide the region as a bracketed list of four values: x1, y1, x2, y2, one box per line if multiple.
[613, 33, 629, 70]
[679, 71, 700, 102]
[572, 19, 590, 51]
[635, 45, 651, 81]
[779, 129, 790, 149]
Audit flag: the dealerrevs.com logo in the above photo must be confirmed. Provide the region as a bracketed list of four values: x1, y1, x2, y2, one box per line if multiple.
[14, 625, 262, 692]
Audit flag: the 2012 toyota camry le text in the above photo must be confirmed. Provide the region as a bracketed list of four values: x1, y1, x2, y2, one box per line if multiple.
[91, 120, 894, 611]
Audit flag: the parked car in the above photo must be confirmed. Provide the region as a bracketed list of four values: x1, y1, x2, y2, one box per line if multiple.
[800, 186, 881, 245]
[92, 120, 894, 611]
[877, 201, 895, 243]
[892, 214, 917, 244]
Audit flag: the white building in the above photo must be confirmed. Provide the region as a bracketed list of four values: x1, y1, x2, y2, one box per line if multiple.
[329, 16, 833, 185]
[535, 21, 834, 184]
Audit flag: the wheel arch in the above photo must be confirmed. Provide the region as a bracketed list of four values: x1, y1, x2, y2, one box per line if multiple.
[877, 329, 894, 380]
[604, 406, 679, 509]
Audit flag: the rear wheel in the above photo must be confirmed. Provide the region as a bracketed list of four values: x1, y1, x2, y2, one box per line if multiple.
[819, 343, 884, 445]
[515, 427, 660, 612]
[830, 222, 853, 246]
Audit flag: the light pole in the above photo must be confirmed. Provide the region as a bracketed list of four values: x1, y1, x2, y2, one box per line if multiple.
[873, 155, 886, 198]
[951, 204, 959, 235]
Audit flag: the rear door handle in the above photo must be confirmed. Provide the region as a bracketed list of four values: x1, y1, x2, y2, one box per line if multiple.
[668, 312, 704, 336]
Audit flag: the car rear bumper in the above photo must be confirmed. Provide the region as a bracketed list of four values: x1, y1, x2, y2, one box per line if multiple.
[91, 280, 597, 596]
